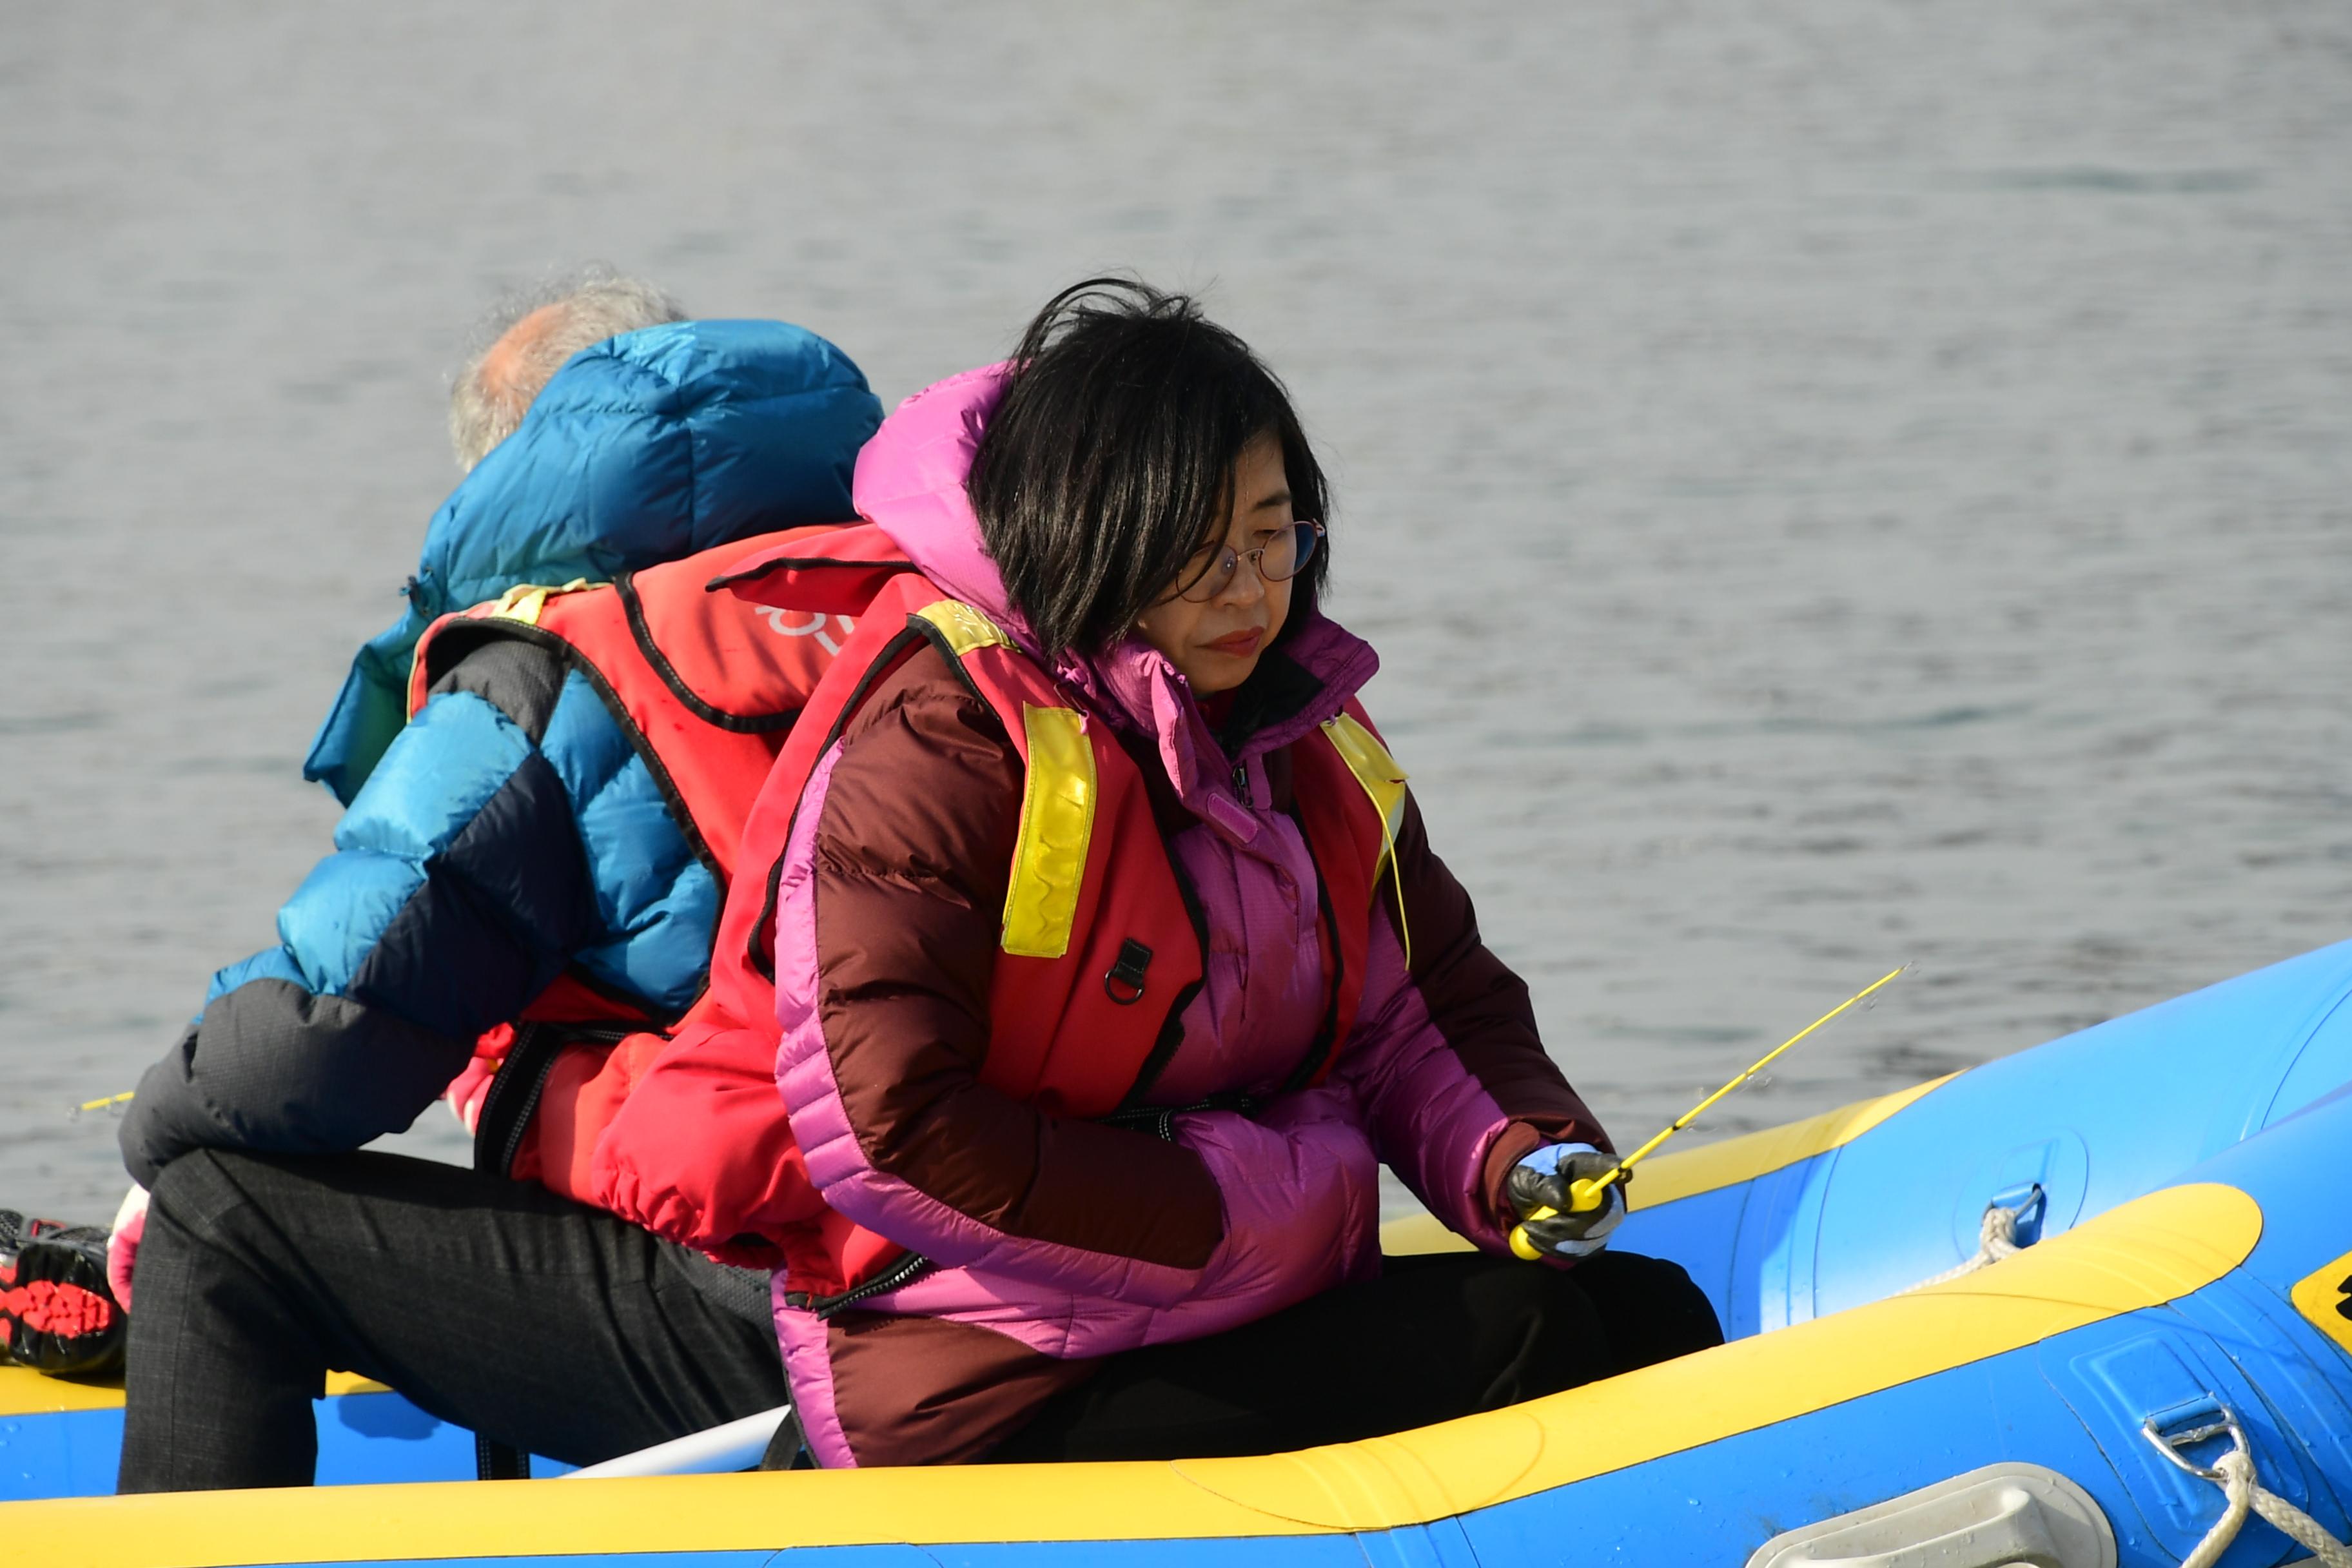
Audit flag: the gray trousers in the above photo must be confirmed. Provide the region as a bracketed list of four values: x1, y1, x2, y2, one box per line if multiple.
[118, 1148, 784, 1491]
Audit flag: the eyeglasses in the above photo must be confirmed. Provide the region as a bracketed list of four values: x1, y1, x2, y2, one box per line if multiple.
[1168, 520, 1326, 603]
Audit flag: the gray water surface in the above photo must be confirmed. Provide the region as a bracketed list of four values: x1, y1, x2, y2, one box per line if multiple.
[3, 3, 2348, 1219]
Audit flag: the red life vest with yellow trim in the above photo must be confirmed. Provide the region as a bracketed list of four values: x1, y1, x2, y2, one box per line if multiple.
[403, 523, 861, 1190]
[653, 532, 1410, 1297]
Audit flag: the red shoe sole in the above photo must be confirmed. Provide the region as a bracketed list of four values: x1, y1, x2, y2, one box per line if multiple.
[0, 1234, 124, 1376]
[0, 1278, 116, 1338]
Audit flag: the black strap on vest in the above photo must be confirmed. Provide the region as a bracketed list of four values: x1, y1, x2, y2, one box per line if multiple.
[466, 1015, 634, 1479]
[475, 1431, 530, 1480]
[758, 1406, 818, 1470]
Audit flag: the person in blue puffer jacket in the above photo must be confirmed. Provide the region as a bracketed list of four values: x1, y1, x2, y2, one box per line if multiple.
[121, 311, 877, 1189]
[82, 306, 883, 1485]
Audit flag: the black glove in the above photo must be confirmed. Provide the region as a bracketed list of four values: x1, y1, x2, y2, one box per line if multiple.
[1506, 1142, 1627, 1259]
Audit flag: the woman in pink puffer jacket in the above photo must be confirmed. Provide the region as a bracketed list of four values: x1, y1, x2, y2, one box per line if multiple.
[730, 280, 1722, 1467]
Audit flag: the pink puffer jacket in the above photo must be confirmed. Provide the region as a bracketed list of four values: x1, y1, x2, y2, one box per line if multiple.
[741, 366, 1609, 1467]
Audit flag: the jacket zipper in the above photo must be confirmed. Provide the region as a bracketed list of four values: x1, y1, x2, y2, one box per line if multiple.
[800, 1250, 934, 1320]
[473, 1020, 643, 1177]
[1103, 1092, 1259, 1143]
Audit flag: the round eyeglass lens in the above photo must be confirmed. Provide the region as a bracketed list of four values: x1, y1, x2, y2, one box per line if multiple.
[1175, 521, 1322, 602]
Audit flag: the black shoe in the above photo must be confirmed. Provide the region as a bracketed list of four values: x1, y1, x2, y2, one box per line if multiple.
[0, 1210, 125, 1376]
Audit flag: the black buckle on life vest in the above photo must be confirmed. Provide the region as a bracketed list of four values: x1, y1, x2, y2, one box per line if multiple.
[1104, 939, 1153, 1005]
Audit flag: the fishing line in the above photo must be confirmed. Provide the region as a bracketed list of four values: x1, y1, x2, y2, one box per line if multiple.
[1509, 965, 1907, 1260]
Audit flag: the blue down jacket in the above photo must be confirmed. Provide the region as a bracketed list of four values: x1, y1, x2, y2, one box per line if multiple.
[121, 320, 881, 1187]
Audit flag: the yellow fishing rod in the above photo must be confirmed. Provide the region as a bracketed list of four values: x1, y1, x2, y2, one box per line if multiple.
[1509, 965, 1906, 1261]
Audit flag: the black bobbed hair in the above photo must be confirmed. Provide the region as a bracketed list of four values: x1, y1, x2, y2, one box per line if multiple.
[966, 279, 1329, 658]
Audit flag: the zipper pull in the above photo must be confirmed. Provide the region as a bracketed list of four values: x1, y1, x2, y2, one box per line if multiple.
[1231, 760, 1250, 803]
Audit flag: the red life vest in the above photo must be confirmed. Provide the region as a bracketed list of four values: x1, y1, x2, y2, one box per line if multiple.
[404, 523, 863, 1193]
[614, 532, 1407, 1294]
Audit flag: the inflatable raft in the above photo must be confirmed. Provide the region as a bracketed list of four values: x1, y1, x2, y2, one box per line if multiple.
[7, 939, 2351, 1567]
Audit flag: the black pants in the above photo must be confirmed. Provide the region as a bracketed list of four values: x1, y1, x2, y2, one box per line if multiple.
[990, 1248, 1722, 1462]
[119, 1149, 785, 1492]
[121, 1150, 1720, 1487]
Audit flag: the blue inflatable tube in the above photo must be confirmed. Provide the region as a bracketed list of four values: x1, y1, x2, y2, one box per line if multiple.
[6, 940, 2350, 1567]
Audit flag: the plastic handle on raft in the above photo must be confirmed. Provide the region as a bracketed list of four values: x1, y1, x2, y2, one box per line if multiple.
[1507, 1175, 1613, 1260]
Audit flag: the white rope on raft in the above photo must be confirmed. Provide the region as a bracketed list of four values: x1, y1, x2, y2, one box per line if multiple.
[1905, 1201, 2024, 1291]
[1906, 1204, 2352, 1567]
[2178, 1430, 2352, 1568]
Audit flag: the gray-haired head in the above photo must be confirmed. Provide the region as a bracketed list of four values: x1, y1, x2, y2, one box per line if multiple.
[449, 267, 686, 471]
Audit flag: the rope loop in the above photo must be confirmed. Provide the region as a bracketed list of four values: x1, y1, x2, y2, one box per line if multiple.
[1910, 1209, 2352, 1567]
[1906, 1199, 2026, 1291]
[2156, 1406, 2352, 1568]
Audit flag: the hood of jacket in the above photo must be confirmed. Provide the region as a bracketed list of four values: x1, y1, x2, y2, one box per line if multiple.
[304, 318, 883, 804]
[851, 365, 1377, 842]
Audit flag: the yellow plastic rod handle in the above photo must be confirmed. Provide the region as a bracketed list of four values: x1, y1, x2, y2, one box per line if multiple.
[1507, 1176, 1615, 1260]
[1507, 966, 1904, 1261]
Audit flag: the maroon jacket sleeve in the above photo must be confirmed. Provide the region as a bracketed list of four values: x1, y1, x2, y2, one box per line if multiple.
[1331, 791, 1611, 1244]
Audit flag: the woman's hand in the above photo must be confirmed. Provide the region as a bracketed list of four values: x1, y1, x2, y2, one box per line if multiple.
[1505, 1142, 1625, 1260]
[444, 1055, 499, 1135]
[106, 1184, 149, 1313]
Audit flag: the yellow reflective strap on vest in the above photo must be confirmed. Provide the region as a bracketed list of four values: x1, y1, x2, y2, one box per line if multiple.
[1320, 712, 1413, 967]
[487, 578, 594, 627]
[907, 600, 1092, 957]
[1320, 713, 1408, 867]
[1003, 705, 1097, 958]
[916, 598, 1013, 656]
[407, 580, 598, 726]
